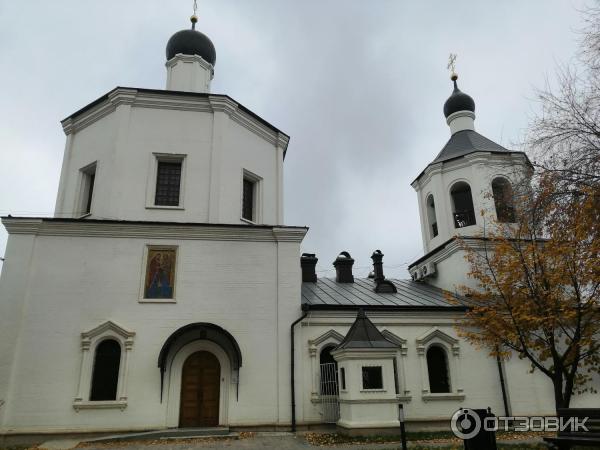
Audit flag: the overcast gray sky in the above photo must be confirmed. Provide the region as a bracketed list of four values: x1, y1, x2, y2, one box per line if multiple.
[0, 0, 587, 278]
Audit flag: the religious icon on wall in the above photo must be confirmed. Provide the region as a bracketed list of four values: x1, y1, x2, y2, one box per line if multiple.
[144, 247, 176, 299]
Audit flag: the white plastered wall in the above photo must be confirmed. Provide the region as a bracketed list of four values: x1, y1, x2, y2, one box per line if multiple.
[295, 310, 599, 428]
[54, 92, 285, 226]
[0, 229, 302, 433]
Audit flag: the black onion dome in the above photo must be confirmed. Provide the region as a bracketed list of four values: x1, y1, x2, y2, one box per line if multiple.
[443, 79, 475, 118]
[166, 29, 216, 65]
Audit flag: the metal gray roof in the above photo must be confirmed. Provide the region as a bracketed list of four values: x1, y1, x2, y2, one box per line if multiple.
[336, 310, 398, 349]
[413, 129, 528, 183]
[432, 129, 511, 165]
[301, 278, 464, 310]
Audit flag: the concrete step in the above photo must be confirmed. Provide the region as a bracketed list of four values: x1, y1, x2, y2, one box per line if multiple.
[86, 427, 236, 443]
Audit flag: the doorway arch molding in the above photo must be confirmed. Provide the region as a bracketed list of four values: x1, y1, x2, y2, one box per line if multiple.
[158, 323, 242, 401]
[165, 340, 231, 427]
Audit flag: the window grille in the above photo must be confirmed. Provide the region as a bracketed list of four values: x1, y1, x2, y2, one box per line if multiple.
[362, 366, 383, 389]
[155, 161, 182, 206]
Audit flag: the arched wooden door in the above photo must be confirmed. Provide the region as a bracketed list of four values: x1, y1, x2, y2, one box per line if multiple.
[179, 351, 221, 427]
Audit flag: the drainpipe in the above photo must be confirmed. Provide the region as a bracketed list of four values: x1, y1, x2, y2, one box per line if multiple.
[291, 306, 308, 432]
[496, 351, 511, 417]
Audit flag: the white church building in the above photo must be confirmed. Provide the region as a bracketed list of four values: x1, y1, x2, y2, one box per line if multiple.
[0, 15, 598, 438]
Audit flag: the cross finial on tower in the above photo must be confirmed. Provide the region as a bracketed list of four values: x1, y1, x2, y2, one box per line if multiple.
[447, 53, 458, 81]
[191, 0, 199, 29]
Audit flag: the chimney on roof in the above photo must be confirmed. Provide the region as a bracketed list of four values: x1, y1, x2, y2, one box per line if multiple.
[300, 253, 318, 282]
[333, 251, 354, 283]
[370, 250, 397, 293]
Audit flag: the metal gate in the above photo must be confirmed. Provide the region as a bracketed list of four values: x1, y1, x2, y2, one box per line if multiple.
[319, 362, 340, 423]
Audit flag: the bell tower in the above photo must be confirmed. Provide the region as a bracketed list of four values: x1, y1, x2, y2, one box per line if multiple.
[408, 60, 532, 290]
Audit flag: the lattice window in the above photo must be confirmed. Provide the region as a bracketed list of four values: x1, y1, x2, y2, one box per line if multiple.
[155, 161, 182, 206]
[362, 366, 383, 390]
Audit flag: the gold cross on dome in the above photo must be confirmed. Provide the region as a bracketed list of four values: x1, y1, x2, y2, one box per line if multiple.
[447, 53, 458, 79]
[191, 0, 199, 29]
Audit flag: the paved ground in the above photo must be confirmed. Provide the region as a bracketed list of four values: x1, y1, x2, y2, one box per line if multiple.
[36, 432, 545, 450]
[43, 434, 311, 450]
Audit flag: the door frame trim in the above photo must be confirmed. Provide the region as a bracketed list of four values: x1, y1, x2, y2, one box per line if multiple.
[165, 340, 230, 427]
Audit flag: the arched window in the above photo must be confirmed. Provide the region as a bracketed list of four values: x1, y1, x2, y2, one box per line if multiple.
[90, 339, 121, 401]
[492, 177, 515, 223]
[426, 195, 438, 238]
[426, 346, 450, 393]
[319, 346, 339, 395]
[450, 182, 476, 228]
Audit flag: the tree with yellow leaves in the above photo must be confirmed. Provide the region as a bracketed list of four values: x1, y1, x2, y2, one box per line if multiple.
[454, 174, 599, 411]
[454, 2, 600, 413]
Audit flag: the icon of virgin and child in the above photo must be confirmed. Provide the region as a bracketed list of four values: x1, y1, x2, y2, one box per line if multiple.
[144, 248, 176, 299]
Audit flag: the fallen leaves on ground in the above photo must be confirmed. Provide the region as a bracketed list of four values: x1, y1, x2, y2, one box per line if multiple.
[304, 431, 552, 447]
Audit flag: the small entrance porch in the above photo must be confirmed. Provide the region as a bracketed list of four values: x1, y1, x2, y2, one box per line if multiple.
[158, 323, 243, 428]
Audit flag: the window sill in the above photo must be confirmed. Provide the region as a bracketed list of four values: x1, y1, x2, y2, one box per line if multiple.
[77, 213, 92, 219]
[73, 400, 127, 411]
[360, 389, 386, 393]
[311, 394, 340, 403]
[422, 393, 465, 402]
[146, 205, 185, 210]
[139, 298, 176, 304]
[240, 217, 257, 225]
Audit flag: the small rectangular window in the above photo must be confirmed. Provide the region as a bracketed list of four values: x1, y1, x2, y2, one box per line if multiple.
[84, 172, 95, 214]
[242, 178, 255, 221]
[155, 161, 182, 206]
[340, 367, 346, 390]
[79, 163, 97, 216]
[362, 366, 383, 390]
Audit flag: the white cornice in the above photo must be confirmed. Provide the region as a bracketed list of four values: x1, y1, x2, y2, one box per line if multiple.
[81, 320, 135, 342]
[208, 95, 238, 116]
[60, 88, 288, 151]
[408, 237, 491, 275]
[331, 348, 398, 361]
[408, 237, 515, 284]
[166, 54, 214, 74]
[272, 227, 309, 242]
[308, 329, 345, 347]
[414, 151, 529, 190]
[130, 91, 213, 113]
[300, 310, 464, 322]
[416, 326, 460, 356]
[2, 218, 308, 243]
[277, 132, 290, 150]
[107, 88, 137, 108]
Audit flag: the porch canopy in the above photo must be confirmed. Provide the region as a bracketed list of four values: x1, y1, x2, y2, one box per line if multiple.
[157, 322, 243, 400]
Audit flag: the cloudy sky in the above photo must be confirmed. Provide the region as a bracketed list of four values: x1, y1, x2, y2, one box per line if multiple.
[0, 0, 587, 278]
